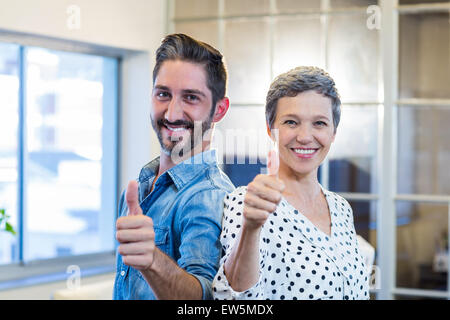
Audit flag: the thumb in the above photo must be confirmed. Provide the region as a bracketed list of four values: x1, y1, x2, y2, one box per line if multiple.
[126, 180, 142, 216]
[267, 149, 279, 177]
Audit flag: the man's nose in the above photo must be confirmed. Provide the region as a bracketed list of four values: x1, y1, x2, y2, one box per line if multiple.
[165, 98, 184, 122]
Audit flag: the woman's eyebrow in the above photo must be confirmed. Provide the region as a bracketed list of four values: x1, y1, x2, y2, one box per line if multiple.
[313, 115, 331, 121]
[280, 114, 331, 121]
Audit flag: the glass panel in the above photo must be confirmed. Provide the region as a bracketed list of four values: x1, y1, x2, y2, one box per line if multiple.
[349, 200, 378, 292]
[396, 201, 448, 292]
[224, 19, 271, 104]
[328, 105, 378, 193]
[0, 43, 19, 265]
[399, 0, 449, 4]
[224, 0, 271, 16]
[24, 47, 116, 261]
[214, 105, 269, 186]
[175, 21, 220, 49]
[273, 16, 323, 76]
[174, 0, 218, 19]
[398, 106, 450, 195]
[399, 12, 450, 99]
[330, 0, 378, 7]
[328, 14, 380, 103]
[275, 0, 321, 13]
[349, 200, 377, 249]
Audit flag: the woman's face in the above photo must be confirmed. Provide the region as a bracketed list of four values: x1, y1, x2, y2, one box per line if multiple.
[271, 90, 336, 178]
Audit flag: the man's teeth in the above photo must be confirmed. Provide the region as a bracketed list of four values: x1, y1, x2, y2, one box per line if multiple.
[293, 148, 316, 154]
[167, 126, 187, 132]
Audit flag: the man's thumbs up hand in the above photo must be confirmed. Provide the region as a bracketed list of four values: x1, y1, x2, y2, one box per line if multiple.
[116, 180, 155, 271]
[126, 180, 143, 216]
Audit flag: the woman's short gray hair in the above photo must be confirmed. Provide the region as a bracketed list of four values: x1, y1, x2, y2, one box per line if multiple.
[265, 66, 341, 133]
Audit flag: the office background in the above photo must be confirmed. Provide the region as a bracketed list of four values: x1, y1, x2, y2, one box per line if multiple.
[0, 0, 449, 300]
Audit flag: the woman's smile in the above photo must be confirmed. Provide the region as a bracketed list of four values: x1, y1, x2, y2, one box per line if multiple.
[290, 147, 320, 159]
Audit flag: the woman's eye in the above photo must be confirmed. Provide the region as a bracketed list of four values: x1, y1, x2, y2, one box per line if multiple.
[284, 120, 297, 126]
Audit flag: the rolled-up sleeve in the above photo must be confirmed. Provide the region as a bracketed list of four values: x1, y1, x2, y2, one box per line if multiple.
[176, 189, 228, 300]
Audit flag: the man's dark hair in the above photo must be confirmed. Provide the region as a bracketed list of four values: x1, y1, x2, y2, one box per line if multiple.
[153, 33, 227, 111]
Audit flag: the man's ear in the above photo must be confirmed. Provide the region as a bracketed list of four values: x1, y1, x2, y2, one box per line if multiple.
[212, 97, 230, 123]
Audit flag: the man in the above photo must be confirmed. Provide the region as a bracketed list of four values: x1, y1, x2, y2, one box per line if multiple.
[113, 34, 234, 300]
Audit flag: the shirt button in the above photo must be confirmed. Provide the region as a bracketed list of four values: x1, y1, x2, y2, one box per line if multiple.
[120, 270, 125, 276]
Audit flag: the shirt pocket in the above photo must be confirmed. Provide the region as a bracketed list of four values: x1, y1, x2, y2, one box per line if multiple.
[136, 226, 170, 282]
[154, 226, 169, 253]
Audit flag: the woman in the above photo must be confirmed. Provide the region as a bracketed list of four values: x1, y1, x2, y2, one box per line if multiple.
[212, 66, 369, 300]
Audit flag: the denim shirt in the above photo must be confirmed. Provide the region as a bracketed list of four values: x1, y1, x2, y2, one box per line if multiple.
[113, 149, 235, 300]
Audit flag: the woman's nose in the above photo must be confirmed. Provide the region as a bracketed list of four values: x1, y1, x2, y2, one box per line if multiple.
[296, 124, 314, 144]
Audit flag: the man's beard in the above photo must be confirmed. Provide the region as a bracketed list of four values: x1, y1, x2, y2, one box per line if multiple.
[151, 115, 214, 162]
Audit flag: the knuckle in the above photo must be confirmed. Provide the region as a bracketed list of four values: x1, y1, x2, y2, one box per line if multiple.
[115, 218, 123, 230]
[275, 193, 282, 203]
[145, 229, 155, 241]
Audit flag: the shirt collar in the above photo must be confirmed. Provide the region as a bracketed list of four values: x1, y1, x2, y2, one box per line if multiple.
[138, 149, 218, 190]
[167, 149, 218, 190]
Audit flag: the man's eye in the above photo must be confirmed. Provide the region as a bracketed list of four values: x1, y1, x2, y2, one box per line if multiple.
[185, 94, 199, 102]
[156, 91, 170, 98]
[315, 121, 327, 126]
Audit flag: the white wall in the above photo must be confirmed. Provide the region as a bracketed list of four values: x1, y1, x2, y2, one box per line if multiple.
[0, 0, 165, 298]
[0, 0, 164, 194]
[0, 0, 163, 51]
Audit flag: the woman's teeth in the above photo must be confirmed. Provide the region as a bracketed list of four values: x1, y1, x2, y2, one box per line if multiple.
[293, 148, 316, 154]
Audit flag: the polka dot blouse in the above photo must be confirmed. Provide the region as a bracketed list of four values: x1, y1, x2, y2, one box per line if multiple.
[212, 186, 370, 300]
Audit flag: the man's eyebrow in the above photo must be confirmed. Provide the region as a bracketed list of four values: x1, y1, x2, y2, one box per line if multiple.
[182, 89, 207, 98]
[153, 86, 207, 98]
[153, 85, 170, 91]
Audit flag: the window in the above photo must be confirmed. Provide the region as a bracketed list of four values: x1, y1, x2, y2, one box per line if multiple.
[0, 43, 20, 265]
[0, 44, 118, 266]
[395, 3, 450, 298]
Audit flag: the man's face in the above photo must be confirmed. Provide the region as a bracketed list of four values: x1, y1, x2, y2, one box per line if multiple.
[150, 59, 215, 159]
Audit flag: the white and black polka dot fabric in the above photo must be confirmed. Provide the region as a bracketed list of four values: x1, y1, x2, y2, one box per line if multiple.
[212, 186, 370, 300]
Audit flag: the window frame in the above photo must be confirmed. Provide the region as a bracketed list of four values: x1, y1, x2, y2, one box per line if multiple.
[0, 32, 122, 290]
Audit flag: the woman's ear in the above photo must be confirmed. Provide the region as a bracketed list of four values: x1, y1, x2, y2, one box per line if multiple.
[212, 97, 230, 123]
[266, 121, 277, 143]
[266, 121, 271, 138]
